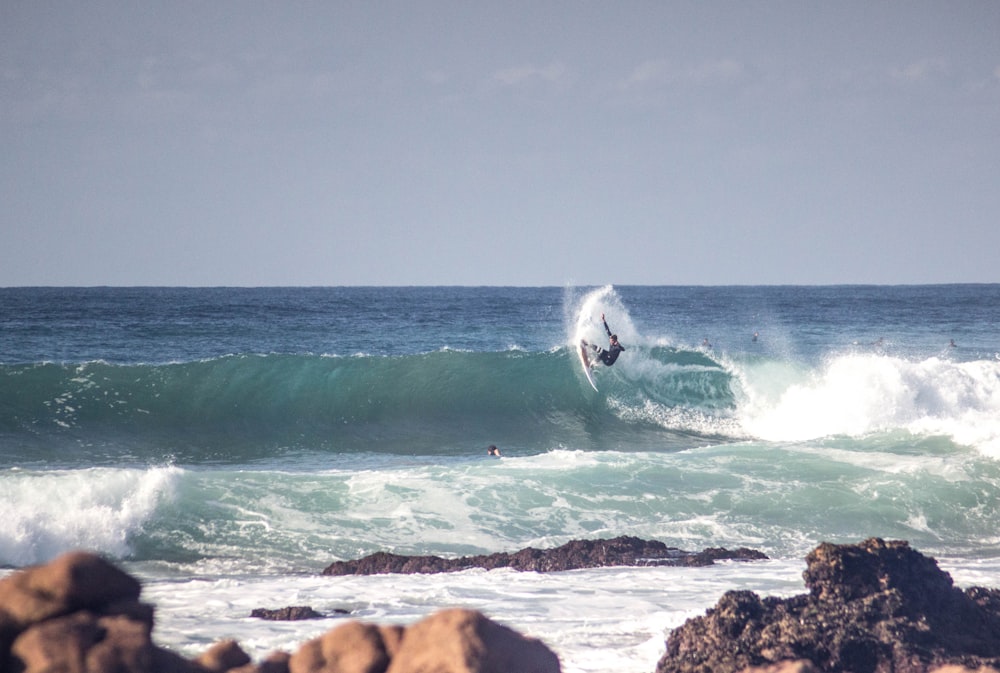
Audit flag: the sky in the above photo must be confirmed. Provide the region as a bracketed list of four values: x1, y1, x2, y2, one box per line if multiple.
[2, 2, 999, 286]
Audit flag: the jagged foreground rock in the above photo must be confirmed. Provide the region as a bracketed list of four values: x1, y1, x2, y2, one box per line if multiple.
[0, 551, 559, 673]
[658, 538, 1000, 673]
[322, 535, 767, 575]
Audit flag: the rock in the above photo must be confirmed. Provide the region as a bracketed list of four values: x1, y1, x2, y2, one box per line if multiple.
[802, 537, 953, 605]
[288, 620, 401, 673]
[197, 639, 252, 671]
[658, 538, 1000, 673]
[254, 651, 293, 673]
[386, 608, 561, 673]
[0, 551, 196, 673]
[10, 609, 199, 673]
[1, 551, 562, 673]
[739, 662, 821, 673]
[251, 606, 325, 621]
[0, 550, 142, 633]
[322, 536, 767, 575]
[284, 611, 563, 673]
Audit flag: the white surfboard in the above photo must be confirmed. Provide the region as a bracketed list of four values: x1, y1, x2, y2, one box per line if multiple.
[578, 341, 598, 391]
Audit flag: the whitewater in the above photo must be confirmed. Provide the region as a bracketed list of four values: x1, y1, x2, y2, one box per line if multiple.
[2, 284, 1000, 672]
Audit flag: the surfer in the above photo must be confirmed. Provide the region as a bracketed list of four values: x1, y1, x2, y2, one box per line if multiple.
[487, 445, 502, 457]
[582, 313, 625, 366]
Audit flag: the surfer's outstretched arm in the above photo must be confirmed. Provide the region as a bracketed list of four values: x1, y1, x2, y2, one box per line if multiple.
[598, 313, 625, 365]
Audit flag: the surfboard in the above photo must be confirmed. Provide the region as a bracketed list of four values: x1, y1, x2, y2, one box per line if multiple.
[578, 341, 598, 392]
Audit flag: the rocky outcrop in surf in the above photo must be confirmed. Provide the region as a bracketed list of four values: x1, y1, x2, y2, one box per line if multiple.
[657, 537, 1000, 673]
[321, 535, 768, 575]
[249, 605, 326, 621]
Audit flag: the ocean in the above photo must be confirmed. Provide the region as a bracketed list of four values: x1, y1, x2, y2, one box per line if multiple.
[2, 284, 999, 672]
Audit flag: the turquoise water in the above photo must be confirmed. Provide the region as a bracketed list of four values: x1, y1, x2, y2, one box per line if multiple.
[2, 284, 999, 670]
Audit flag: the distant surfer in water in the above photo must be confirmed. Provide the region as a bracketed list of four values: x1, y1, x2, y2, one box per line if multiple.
[487, 445, 501, 457]
[582, 313, 625, 366]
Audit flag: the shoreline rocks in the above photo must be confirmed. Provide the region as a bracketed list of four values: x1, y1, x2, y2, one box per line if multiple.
[0, 551, 560, 673]
[3, 539, 999, 672]
[322, 535, 768, 575]
[657, 537, 1000, 673]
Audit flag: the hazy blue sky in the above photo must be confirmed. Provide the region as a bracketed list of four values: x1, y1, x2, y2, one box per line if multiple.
[2, 2, 998, 286]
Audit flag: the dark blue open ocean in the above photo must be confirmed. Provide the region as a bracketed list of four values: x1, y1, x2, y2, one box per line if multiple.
[2, 285, 999, 671]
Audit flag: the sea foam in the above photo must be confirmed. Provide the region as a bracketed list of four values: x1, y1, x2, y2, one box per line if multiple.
[0, 465, 180, 565]
[736, 353, 1000, 455]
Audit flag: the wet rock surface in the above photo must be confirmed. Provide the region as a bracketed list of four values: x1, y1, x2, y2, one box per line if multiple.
[657, 538, 1000, 673]
[322, 535, 768, 575]
[250, 606, 325, 621]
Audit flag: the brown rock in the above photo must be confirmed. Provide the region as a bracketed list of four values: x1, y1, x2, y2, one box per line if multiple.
[376, 624, 406, 661]
[658, 538, 1000, 673]
[285, 610, 559, 673]
[259, 651, 293, 673]
[226, 651, 294, 673]
[198, 639, 252, 671]
[289, 620, 394, 673]
[0, 552, 178, 673]
[10, 610, 192, 673]
[0, 551, 141, 633]
[11, 611, 108, 673]
[1, 551, 563, 673]
[387, 608, 560, 673]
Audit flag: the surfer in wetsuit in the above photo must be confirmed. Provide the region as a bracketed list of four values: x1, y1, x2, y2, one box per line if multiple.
[582, 313, 625, 366]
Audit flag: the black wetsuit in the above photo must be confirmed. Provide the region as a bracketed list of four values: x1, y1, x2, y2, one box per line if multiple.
[593, 319, 625, 366]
